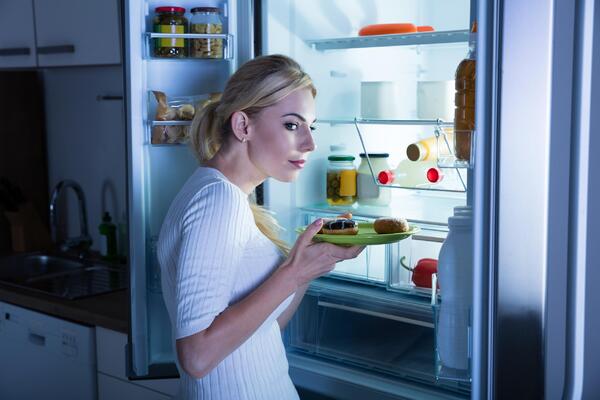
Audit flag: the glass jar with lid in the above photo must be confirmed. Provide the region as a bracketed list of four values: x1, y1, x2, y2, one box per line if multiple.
[357, 153, 392, 206]
[153, 7, 188, 58]
[326, 155, 357, 206]
[190, 7, 224, 59]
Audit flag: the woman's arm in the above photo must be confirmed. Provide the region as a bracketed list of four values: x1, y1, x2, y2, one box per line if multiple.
[276, 283, 309, 330]
[176, 219, 364, 379]
[177, 264, 297, 379]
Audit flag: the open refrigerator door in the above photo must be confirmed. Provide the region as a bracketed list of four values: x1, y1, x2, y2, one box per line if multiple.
[123, 0, 253, 379]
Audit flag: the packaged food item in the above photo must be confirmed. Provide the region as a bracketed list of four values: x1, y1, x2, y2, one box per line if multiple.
[151, 91, 221, 144]
[357, 153, 392, 206]
[326, 155, 357, 206]
[358, 23, 417, 36]
[153, 7, 188, 58]
[417, 80, 454, 121]
[406, 131, 454, 162]
[190, 7, 224, 59]
[454, 22, 477, 161]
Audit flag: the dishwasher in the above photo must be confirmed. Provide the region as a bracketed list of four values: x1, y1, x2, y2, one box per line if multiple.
[0, 301, 97, 400]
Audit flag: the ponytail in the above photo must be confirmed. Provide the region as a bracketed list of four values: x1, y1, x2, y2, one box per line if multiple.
[190, 99, 221, 162]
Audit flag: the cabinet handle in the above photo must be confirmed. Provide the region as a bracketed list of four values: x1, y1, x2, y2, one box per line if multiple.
[96, 95, 124, 101]
[37, 45, 75, 55]
[0, 47, 31, 56]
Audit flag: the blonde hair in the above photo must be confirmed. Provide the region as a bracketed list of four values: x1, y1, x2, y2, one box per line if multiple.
[190, 54, 316, 255]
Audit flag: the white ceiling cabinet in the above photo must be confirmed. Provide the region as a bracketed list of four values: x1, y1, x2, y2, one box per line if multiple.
[34, 0, 121, 67]
[0, 0, 121, 69]
[0, 1, 37, 68]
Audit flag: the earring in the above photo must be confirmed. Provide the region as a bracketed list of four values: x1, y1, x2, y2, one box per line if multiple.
[241, 137, 247, 143]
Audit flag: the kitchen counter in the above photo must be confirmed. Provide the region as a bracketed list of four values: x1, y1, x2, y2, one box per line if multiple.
[0, 283, 129, 333]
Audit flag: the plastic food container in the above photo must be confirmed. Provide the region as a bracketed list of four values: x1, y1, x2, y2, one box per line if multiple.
[357, 153, 392, 206]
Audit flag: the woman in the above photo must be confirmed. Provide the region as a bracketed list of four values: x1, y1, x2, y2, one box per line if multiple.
[157, 54, 364, 399]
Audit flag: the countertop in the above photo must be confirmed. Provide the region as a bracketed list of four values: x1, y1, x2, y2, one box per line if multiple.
[0, 283, 129, 333]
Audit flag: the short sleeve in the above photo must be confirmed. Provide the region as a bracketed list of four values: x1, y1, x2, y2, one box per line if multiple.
[174, 181, 251, 339]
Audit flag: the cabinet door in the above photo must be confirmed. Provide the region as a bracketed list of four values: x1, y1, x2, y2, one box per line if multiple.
[34, 0, 121, 67]
[0, 0, 37, 68]
[98, 374, 172, 400]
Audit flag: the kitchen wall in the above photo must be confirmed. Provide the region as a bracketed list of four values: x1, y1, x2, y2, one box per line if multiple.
[43, 66, 127, 253]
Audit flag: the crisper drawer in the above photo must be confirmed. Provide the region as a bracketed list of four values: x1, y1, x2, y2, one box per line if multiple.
[285, 282, 470, 396]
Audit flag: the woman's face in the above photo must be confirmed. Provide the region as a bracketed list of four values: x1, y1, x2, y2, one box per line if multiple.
[247, 87, 317, 182]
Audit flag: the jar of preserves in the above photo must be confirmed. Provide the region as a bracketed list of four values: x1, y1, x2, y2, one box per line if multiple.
[153, 7, 188, 58]
[190, 7, 224, 59]
[326, 155, 357, 206]
[357, 153, 392, 206]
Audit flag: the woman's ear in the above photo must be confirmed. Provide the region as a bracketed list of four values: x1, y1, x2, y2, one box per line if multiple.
[230, 111, 250, 143]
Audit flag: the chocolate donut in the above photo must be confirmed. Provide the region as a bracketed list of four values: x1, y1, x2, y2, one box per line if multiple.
[320, 218, 359, 235]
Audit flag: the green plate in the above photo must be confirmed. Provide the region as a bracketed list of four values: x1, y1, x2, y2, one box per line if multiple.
[295, 222, 420, 246]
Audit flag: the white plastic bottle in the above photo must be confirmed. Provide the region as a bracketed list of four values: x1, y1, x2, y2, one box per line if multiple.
[436, 208, 473, 375]
[377, 159, 440, 188]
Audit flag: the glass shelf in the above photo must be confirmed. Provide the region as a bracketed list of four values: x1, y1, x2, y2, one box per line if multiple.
[299, 204, 459, 227]
[144, 32, 234, 60]
[319, 118, 454, 127]
[306, 29, 469, 51]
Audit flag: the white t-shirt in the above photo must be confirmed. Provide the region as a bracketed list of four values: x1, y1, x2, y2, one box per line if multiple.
[157, 167, 298, 400]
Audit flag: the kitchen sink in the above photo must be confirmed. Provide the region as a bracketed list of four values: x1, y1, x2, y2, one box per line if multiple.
[0, 252, 127, 299]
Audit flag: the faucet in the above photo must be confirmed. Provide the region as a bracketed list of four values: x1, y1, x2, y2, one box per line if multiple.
[49, 180, 92, 255]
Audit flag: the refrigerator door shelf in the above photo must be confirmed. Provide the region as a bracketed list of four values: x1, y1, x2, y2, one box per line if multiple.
[144, 33, 234, 60]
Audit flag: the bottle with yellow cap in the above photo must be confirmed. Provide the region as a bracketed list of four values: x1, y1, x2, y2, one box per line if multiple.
[406, 129, 455, 162]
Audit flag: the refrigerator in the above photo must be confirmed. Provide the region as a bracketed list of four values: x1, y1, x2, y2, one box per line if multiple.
[123, 0, 600, 399]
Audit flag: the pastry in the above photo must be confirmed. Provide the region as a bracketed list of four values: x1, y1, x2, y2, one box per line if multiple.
[373, 217, 409, 234]
[320, 218, 359, 235]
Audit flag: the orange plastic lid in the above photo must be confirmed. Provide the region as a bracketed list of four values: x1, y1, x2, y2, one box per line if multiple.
[417, 25, 435, 32]
[358, 23, 417, 36]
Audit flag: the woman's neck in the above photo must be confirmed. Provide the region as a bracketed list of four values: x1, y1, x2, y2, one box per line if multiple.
[204, 147, 265, 195]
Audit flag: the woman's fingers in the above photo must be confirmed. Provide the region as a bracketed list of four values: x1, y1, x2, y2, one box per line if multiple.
[298, 218, 323, 246]
[320, 243, 365, 260]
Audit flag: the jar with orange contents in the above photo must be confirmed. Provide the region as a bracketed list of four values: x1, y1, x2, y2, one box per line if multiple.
[326, 155, 357, 206]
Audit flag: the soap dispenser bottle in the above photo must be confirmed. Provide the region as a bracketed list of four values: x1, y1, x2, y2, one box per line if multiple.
[98, 211, 117, 261]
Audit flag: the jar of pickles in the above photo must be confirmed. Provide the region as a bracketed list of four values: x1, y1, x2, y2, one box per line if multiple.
[153, 7, 188, 58]
[326, 155, 357, 206]
[190, 7, 224, 59]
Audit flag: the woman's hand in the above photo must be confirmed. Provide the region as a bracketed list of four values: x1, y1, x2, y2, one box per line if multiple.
[281, 218, 365, 288]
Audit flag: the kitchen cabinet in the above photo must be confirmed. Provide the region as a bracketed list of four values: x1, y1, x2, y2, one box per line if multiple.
[96, 327, 179, 399]
[34, 0, 121, 67]
[0, 1, 37, 68]
[43, 66, 127, 252]
[0, 0, 121, 69]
